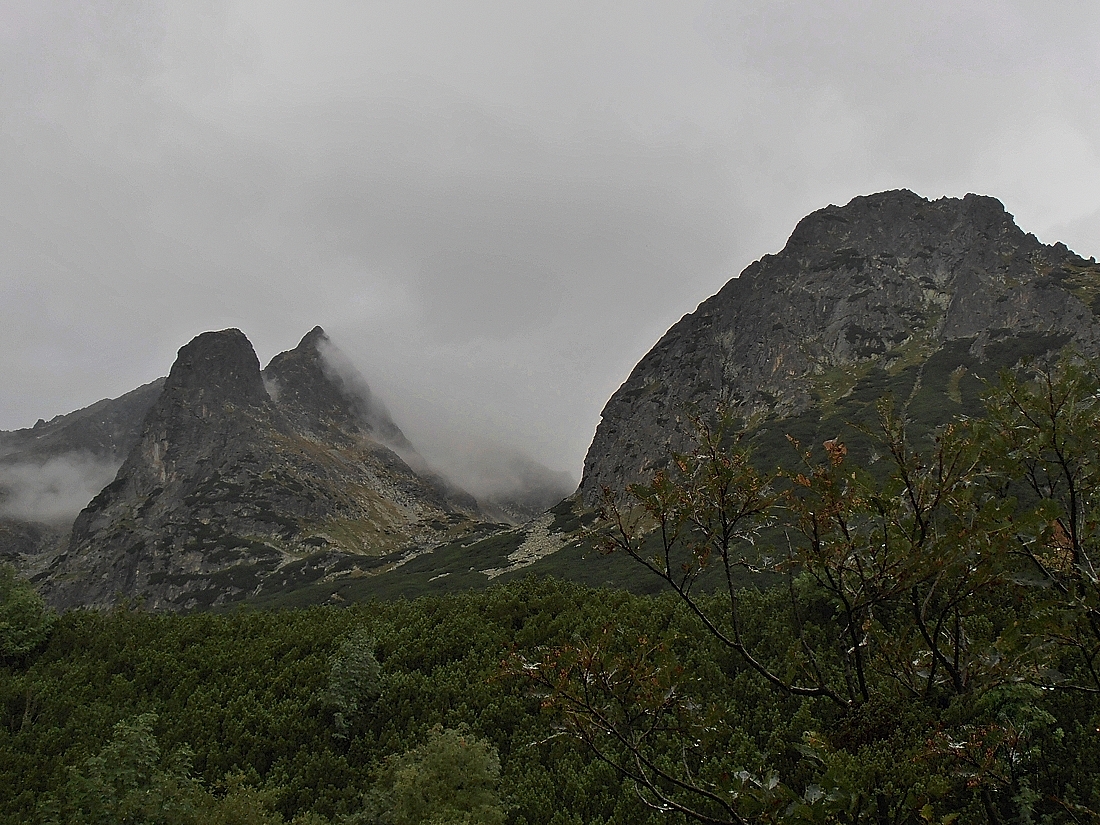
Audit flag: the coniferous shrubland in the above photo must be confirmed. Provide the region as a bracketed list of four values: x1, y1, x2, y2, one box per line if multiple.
[1, 575, 671, 824]
[4, 356, 1100, 822]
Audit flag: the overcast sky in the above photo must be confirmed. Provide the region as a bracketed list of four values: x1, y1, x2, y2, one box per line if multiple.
[3, 1, 1100, 481]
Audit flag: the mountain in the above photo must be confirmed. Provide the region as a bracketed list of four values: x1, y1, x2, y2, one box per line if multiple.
[14, 189, 1100, 609]
[579, 190, 1100, 503]
[262, 326, 413, 450]
[0, 379, 164, 574]
[38, 327, 487, 610]
[0, 378, 164, 465]
[346, 189, 1100, 598]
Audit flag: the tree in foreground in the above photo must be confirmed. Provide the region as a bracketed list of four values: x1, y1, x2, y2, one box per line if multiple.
[39, 712, 291, 825]
[0, 564, 55, 667]
[523, 355, 1100, 823]
[356, 726, 506, 825]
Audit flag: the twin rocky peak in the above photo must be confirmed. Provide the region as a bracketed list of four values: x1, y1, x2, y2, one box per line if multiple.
[43, 327, 479, 610]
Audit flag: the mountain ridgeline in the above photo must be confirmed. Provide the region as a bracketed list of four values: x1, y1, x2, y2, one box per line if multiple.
[579, 189, 1100, 502]
[6, 188, 1100, 610]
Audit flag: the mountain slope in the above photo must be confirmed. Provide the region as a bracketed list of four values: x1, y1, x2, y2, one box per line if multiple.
[0, 379, 164, 573]
[258, 189, 1100, 604]
[580, 190, 1100, 503]
[0, 378, 164, 465]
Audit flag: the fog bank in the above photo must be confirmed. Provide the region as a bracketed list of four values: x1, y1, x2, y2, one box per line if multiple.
[0, 454, 120, 525]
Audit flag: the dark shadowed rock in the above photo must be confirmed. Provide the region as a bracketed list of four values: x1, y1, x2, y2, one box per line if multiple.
[0, 519, 67, 575]
[120, 329, 278, 492]
[579, 190, 1100, 503]
[263, 326, 360, 436]
[166, 328, 268, 404]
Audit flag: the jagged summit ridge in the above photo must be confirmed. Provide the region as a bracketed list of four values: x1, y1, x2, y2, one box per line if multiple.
[41, 326, 484, 610]
[262, 326, 411, 450]
[263, 326, 363, 436]
[579, 189, 1100, 503]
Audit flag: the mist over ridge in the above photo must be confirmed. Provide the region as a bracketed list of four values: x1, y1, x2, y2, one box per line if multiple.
[312, 329, 577, 507]
[0, 454, 120, 525]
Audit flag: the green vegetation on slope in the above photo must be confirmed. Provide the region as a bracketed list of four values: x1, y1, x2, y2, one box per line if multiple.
[526, 352, 1100, 823]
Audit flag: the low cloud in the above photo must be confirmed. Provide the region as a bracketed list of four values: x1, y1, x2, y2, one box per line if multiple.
[413, 438, 577, 517]
[0, 454, 120, 525]
[314, 335, 414, 454]
[454, 445, 576, 506]
[317, 330, 574, 513]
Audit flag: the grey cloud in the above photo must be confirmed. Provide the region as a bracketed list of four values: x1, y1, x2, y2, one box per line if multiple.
[431, 442, 576, 521]
[0, 454, 120, 525]
[314, 334, 409, 450]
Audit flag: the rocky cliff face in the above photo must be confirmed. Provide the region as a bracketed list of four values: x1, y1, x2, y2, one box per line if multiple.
[579, 190, 1100, 503]
[263, 326, 409, 448]
[41, 327, 484, 610]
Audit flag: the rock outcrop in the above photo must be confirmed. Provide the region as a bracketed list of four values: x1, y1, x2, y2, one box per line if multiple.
[41, 327, 483, 610]
[263, 326, 408, 447]
[579, 190, 1100, 502]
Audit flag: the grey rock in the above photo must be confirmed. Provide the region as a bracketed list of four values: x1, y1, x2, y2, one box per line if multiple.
[263, 326, 407, 447]
[41, 327, 485, 610]
[579, 190, 1100, 503]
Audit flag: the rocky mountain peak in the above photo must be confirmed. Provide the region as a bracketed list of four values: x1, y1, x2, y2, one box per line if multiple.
[263, 326, 357, 433]
[779, 191, 1018, 263]
[41, 326, 485, 611]
[579, 190, 1100, 503]
[262, 327, 411, 449]
[163, 328, 270, 410]
[128, 328, 281, 486]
